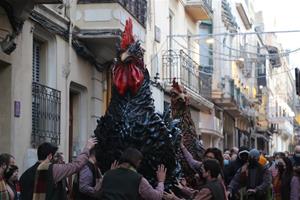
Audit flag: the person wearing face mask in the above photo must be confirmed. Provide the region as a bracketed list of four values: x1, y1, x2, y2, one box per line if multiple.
[227, 149, 271, 200]
[223, 154, 231, 167]
[19, 137, 97, 200]
[0, 154, 10, 200]
[163, 159, 227, 200]
[4, 165, 19, 200]
[290, 145, 300, 200]
[272, 157, 293, 200]
[224, 146, 249, 188]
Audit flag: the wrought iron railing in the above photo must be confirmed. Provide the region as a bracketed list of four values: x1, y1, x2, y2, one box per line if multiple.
[162, 50, 212, 99]
[77, 0, 147, 27]
[32, 82, 61, 147]
[203, 0, 213, 12]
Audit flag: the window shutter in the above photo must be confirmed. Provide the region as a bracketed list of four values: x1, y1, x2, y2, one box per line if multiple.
[32, 40, 40, 83]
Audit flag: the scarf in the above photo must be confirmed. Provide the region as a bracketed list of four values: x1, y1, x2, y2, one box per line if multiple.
[32, 162, 51, 200]
[0, 178, 9, 200]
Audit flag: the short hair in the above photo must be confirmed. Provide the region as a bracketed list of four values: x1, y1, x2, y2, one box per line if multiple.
[204, 148, 224, 169]
[119, 148, 143, 169]
[203, 159, 221, 178]
[0, 153, 13, 166]
[4, 165, 18, 180]
[0, 154, 8, 167]
[37, 142, 58, 160]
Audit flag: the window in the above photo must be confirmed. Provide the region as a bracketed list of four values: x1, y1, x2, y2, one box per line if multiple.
[32, 39, 47, 84]
[31, 37, 61, 147]
[169, 10, 174, 50]
[151, 54, 159, 78]
[32, 40, 41, 83]
[199, 23, 213, 68]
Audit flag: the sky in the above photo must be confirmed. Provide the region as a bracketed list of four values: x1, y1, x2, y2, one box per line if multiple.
[254, 0, 300, 66]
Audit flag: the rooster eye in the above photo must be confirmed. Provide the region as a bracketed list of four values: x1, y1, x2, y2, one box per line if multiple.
[171, 92, 177, 97]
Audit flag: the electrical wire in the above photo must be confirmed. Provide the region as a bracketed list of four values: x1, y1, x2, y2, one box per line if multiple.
[171, 38, 295, 79]
[170, 29, 300, 38]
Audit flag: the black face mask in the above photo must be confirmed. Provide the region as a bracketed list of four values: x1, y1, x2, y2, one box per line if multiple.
[239, 153, 249, 163]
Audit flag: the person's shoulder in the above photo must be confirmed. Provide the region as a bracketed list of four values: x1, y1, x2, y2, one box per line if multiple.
[20, 163, 39, 181]
[22, 162, 39, 174]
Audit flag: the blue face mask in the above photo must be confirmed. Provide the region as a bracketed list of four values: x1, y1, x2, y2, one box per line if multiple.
[224, 159, 230, 166]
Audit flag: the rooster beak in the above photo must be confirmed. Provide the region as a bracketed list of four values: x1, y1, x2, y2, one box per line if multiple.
[121, 50, 130, 62]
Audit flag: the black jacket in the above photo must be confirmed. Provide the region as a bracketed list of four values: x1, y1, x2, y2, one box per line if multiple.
[224, 158, 245, 186]
[19, 162, 40, 200]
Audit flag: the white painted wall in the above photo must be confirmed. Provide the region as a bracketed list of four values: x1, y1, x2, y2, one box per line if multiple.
[145, 0, 202, 112]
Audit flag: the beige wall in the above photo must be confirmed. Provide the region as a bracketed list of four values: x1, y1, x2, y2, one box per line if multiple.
[0, 9, 104, 172]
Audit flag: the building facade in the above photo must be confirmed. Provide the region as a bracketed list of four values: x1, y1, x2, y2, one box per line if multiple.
[211, 0, 261, 150]
[145, 0, 224, 149]
[0, 0, 147, 172]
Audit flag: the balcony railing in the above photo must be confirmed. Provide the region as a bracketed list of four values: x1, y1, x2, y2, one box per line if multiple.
[32, 82, 61, 147]
[186, 0, 213, 12]
[77, 0, 147, 27]
[162, 50, 212, 99]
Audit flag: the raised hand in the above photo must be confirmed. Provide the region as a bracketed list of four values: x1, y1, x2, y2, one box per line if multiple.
[156, 164, 167, 183]
[85, 137, 98, 150]
[110, 160, 119, 169]
[163, 191, 181, 200]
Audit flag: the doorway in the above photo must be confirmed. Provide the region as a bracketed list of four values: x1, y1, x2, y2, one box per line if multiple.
[0, 61, 11, 152]
[69, 83, 88, 162]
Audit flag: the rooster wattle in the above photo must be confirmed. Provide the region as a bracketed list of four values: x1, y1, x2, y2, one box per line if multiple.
[94, 18, 182, 189]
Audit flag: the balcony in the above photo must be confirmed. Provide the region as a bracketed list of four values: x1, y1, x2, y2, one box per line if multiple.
[75, 0, 147, 62]
[32, 82, 61, 147]
[200, 116, 223, 137]
[162, 50, 214, 111]
[269, 116, 294, 137]
[185, 0, 213, 21]
[212, 78, 254, 117]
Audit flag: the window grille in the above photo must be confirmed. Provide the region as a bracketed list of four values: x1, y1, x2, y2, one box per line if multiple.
[31, 39, 61, 147]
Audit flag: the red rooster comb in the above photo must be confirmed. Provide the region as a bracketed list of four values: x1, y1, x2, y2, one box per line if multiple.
[121, 18, 135, 50]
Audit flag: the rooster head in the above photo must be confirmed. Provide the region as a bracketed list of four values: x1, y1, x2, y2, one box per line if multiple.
[119, 18, 144, 62]
[170, 78, 189, 107]
[113, 18, 145, 96]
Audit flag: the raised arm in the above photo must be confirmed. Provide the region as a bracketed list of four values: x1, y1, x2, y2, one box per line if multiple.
[52, 137, 97, 183]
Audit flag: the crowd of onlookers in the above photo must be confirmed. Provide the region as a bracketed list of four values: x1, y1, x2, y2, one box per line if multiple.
[1, 136, 300, 200]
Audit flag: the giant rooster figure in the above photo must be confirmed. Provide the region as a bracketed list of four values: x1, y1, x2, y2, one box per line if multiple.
[94, 19, 181, 188]
[170, 79, 206, 187]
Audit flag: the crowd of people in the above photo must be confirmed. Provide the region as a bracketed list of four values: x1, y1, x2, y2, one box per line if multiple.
[1, 136, 300, 200]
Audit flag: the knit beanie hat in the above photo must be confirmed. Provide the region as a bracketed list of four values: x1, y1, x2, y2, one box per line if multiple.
[249, 149, 260, 160]
[238, 146, 250, 156]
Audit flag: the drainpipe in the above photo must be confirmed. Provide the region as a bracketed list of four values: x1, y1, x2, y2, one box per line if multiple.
[63, 0, 73, 160]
